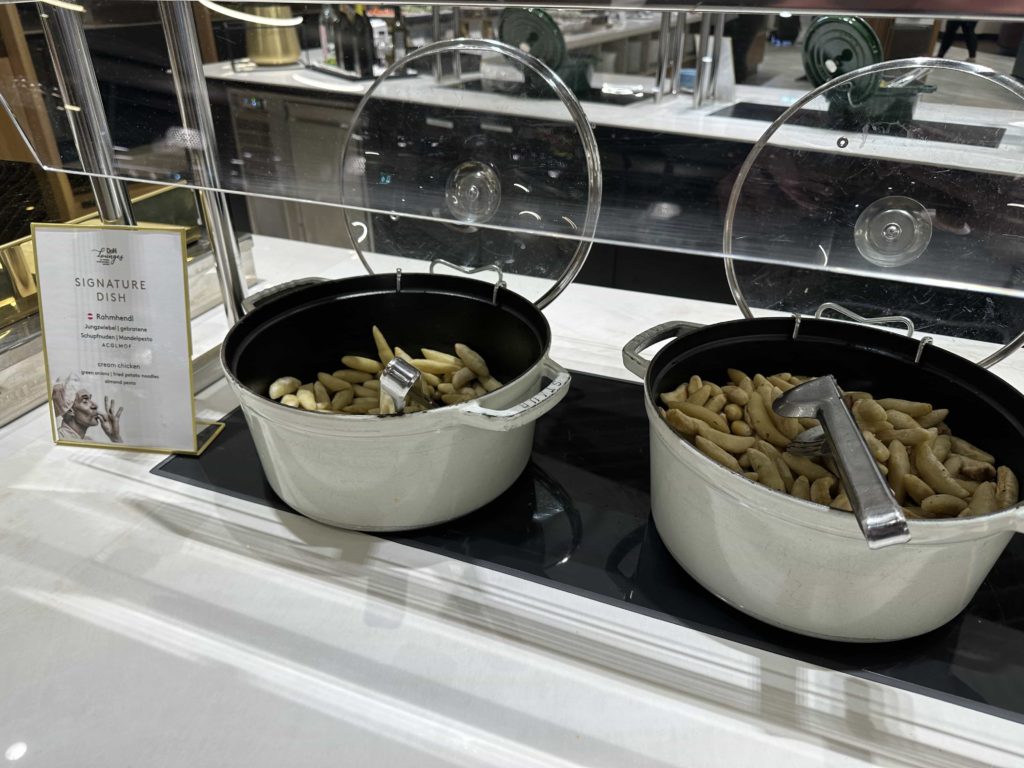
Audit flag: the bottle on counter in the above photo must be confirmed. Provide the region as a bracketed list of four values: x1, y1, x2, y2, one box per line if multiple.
[318, 4, 340, 64]
[353, 4, 376, 77]
[334, 5, 357, 72]
[389, 5, 408, 64]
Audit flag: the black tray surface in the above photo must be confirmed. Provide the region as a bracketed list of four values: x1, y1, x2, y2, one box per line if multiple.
[712, 101, 1007, 149]
[153, 372, 1024, 724]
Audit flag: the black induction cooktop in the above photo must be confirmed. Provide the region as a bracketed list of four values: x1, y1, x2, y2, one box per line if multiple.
[153, 371, 1024, 724]
[712, 101, 1007, 148]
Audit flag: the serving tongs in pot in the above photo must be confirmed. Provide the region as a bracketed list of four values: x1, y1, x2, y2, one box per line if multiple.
[379, 357, 430, 415]
[775, 376, 910, 549]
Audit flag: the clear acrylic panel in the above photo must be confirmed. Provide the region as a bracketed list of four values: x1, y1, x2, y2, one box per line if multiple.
[3, 3, 1024, 318]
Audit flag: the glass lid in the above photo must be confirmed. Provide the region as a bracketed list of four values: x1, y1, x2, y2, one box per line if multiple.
[340, 38, 602, 309]
[723, 58, 1024, 366]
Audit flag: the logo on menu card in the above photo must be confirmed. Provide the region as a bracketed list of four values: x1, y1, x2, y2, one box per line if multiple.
[92, 246, 123, 266]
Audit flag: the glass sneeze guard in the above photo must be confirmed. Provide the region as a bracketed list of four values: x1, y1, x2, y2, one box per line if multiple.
[3, 1, 1024, 345]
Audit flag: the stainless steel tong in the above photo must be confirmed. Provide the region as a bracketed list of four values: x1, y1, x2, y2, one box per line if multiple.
[378, 357, 430, 415]
[774, 376, 911, 549]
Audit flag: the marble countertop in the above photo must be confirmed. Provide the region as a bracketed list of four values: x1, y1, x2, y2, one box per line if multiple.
[204, 55, 1024, 175]
[3, 235, 1024, 766]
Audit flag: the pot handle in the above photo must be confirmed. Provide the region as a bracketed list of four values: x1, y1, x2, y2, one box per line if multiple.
[621, 321, 703, 378]
[455, 359, 571, 432]
[240, 277, 329, 315]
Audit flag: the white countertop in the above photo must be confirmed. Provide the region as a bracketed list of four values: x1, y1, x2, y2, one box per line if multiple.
[205, 55, 1024, 176]
[562, 17, 662, 50]
[3, 235, 1024, 767]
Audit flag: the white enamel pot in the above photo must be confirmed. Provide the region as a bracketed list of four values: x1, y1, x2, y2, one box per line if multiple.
[222, 273, 570, 531]
[623, 317, 1024, 642]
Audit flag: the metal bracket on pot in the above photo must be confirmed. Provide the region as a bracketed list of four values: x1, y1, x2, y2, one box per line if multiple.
[796, 303, 935, 365]
[915, 336, 934, 364]
[812, 302, 915, 337]
[429, 259, 507, 304]
[775, 375, 910, 549]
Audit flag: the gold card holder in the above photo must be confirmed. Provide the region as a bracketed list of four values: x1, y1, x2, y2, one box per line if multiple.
[33, 222, 224, 456]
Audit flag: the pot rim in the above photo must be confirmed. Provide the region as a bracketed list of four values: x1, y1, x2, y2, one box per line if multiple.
[647, 395, 1023, 546]
[229, 365, 531, 435]
[220, 273, 556, 434]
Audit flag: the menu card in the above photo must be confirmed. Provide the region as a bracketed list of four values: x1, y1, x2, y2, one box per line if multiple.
[33, 223, 221, 454]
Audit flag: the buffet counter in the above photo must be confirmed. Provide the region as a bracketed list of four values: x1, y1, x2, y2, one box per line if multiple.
[203, 58, 1024, 174]
[2, 235, 1023, 767]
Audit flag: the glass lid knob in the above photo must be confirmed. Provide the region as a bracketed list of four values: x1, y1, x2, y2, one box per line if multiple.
[445, 160, 501, 224]
[854, 195, 932, 268]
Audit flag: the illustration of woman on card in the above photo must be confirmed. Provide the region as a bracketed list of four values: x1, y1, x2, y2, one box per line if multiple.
[51, 374, 124, 443]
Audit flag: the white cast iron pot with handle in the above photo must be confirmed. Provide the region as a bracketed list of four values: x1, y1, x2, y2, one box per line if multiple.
[623, 317, 1024, 642]
[221, 37, 602, 531]
[222, 272, 571, 531]
[621, 58, 1024, 642]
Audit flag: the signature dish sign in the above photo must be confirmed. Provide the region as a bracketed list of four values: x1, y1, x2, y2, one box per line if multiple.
[33, 224, 210, 453]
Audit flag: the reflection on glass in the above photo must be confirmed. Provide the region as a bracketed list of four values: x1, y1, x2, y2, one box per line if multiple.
[196, 1, 301, 27]
[0, 3, 1022, 316]
[4, 742, 27, 762]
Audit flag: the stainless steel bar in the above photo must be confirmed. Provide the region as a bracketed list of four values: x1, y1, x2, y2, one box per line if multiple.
[433, 6, 443, 82]
[316, 0, 1021, 19]
[581, 1, 1018, 20]
[38, 3, 135, 225]
[693, 13, 711, 108]
[708, 12, 726, 101]
[159, 0, 245, 325]
[452, 7, 463, 79]
[653, 11, 672, 103]
[671, 11, 686, 95]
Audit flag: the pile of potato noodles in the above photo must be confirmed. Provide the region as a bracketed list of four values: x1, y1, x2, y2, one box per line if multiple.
[659, 369, 1019, 519]
[267, 325, 503, 415]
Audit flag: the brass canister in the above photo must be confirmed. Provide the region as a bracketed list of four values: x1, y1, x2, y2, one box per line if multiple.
[245, 5, 301, 66]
